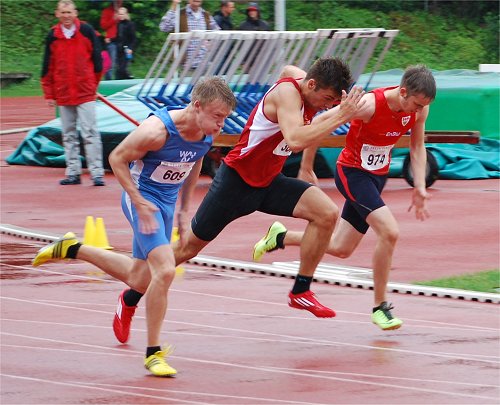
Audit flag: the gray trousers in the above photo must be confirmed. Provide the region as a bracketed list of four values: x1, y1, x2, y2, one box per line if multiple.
[59, 102, 104, 178]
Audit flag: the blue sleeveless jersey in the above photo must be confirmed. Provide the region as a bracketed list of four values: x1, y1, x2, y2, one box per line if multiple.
[129, 108, 213, 205]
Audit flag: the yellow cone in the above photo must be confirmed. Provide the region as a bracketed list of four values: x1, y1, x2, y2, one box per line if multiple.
[171, 227, 180, 242]
[94, 217, 113, 249]
[172, 227, 185, 278]
[83, 216, 96, 245]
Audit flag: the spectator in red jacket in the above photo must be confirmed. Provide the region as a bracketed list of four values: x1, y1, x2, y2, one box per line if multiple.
[41, 0, 105, 186]
[100, 1, 122, 80]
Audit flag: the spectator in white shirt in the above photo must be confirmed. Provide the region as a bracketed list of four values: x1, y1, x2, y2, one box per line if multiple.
[159, 0, 220, 69]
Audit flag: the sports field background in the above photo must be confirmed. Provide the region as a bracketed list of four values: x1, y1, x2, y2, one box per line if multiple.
[2, 0, 498, 97]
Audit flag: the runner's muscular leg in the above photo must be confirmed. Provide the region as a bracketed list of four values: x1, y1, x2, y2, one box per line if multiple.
[144, 245, 176, 347]
[292, 186, 338, 277]
[329, 218, 364, 258]
[76, 245, 151, 292]
[280, 217, 364, 257]
[366, 206, 399, 306]
[173, 227, 210, 266]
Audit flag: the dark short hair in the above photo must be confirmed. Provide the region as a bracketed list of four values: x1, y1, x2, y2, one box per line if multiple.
[401, 65, 436, 100]
[305, 57, 353, 96]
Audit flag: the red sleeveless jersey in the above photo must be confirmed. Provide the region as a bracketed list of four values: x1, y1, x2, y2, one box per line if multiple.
[337, 86, 416, 175]
[224, 78, 316, 187]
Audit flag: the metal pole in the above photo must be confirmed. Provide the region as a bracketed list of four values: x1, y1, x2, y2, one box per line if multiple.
[96, 93, 140, 127]
[174, 1, 181, 80]
[274, 0, 286, 31]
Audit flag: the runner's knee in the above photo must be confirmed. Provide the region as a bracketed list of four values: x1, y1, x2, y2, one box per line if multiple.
[151, 266, 176, 286]
[298, 188, 338, 227]
[384, 228, 399, 246]
[312, 198, 338, 228]
[331, 245, 354, 259]
[379, 225, 399, 247]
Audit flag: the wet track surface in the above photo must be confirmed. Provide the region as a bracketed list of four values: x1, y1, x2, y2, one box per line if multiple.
[1, 97, 499, 403]
[1, 240, 499, 404]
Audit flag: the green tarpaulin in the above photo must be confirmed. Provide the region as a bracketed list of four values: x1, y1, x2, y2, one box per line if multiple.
[6, 71, 500, 180]
[358, 69, 500, 140]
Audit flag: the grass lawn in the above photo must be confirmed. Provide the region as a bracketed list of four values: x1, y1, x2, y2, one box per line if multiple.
[414, 270, 500, 294]
[0, 54, 153, 98]
[1, 80, 43, 97]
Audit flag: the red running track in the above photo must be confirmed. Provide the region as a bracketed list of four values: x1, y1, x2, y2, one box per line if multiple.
[1, 96, 499, 404]
[1, 238, 499, 404]
[0, 96, 55, 132]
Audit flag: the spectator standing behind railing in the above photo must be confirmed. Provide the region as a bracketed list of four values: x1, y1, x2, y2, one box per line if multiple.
[100, 0, 121, 80]
[213, 0, 235, 30]
[159, 0, 220, 69]
[116, 6, 136, 80]
[41, 0, 105, 187]
[212, 1, 235, 74]
[238, 2, 269, 31]
[238, 2, 270, 73]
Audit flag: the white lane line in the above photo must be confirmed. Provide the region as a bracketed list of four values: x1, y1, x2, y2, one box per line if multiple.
[12, 290, 498, 333]
[0, 374, 202, 404]
[2, 324, 497, 363]
[2, 306, 499, 364]
[1, 343, 497, 402]
[3, 258, 500, 336]
[3, 225, 498, 303]
[0, 126, 34, 135]
[2, 269, 499, 332]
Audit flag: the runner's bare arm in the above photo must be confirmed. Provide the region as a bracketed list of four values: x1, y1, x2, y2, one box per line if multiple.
[408, 106, 431, 220]
[109, 116, 168, 233]
[297, 93, 374, 183]
[177, 159, 203, 240]
[311, 92, 374, 127]
[278, 85, 366, 152]
[297, 145, 319, 184]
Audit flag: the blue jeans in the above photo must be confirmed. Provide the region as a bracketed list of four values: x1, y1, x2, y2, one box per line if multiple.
[105, 42, 117, 80]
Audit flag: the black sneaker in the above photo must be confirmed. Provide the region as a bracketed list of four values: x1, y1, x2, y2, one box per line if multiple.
[60, 175, 81, 185]
[93, 177, 105, 186]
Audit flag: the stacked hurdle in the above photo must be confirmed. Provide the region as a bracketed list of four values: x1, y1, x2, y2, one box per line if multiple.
[136, 28, 399, 135]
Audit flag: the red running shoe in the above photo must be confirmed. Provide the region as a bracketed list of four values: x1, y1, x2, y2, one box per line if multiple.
[288, 290, 336, 318]
[113, 289, 137, 343]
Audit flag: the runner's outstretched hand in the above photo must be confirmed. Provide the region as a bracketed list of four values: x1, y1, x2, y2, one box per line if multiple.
[408, 187, 431, 221]
[337, 86, 366, 122]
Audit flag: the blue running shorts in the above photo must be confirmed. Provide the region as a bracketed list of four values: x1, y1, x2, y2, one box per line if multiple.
[121, 191, 175, 260]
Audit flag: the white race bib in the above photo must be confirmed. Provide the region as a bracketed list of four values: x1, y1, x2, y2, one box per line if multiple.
[273, 139, 292, 156]
[150, 161, 194, 184]
[360, 144, 393, 171]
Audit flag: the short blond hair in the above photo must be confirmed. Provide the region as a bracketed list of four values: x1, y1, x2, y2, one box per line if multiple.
[118, 7, 131, 21]
[191, 77, 237, 110]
